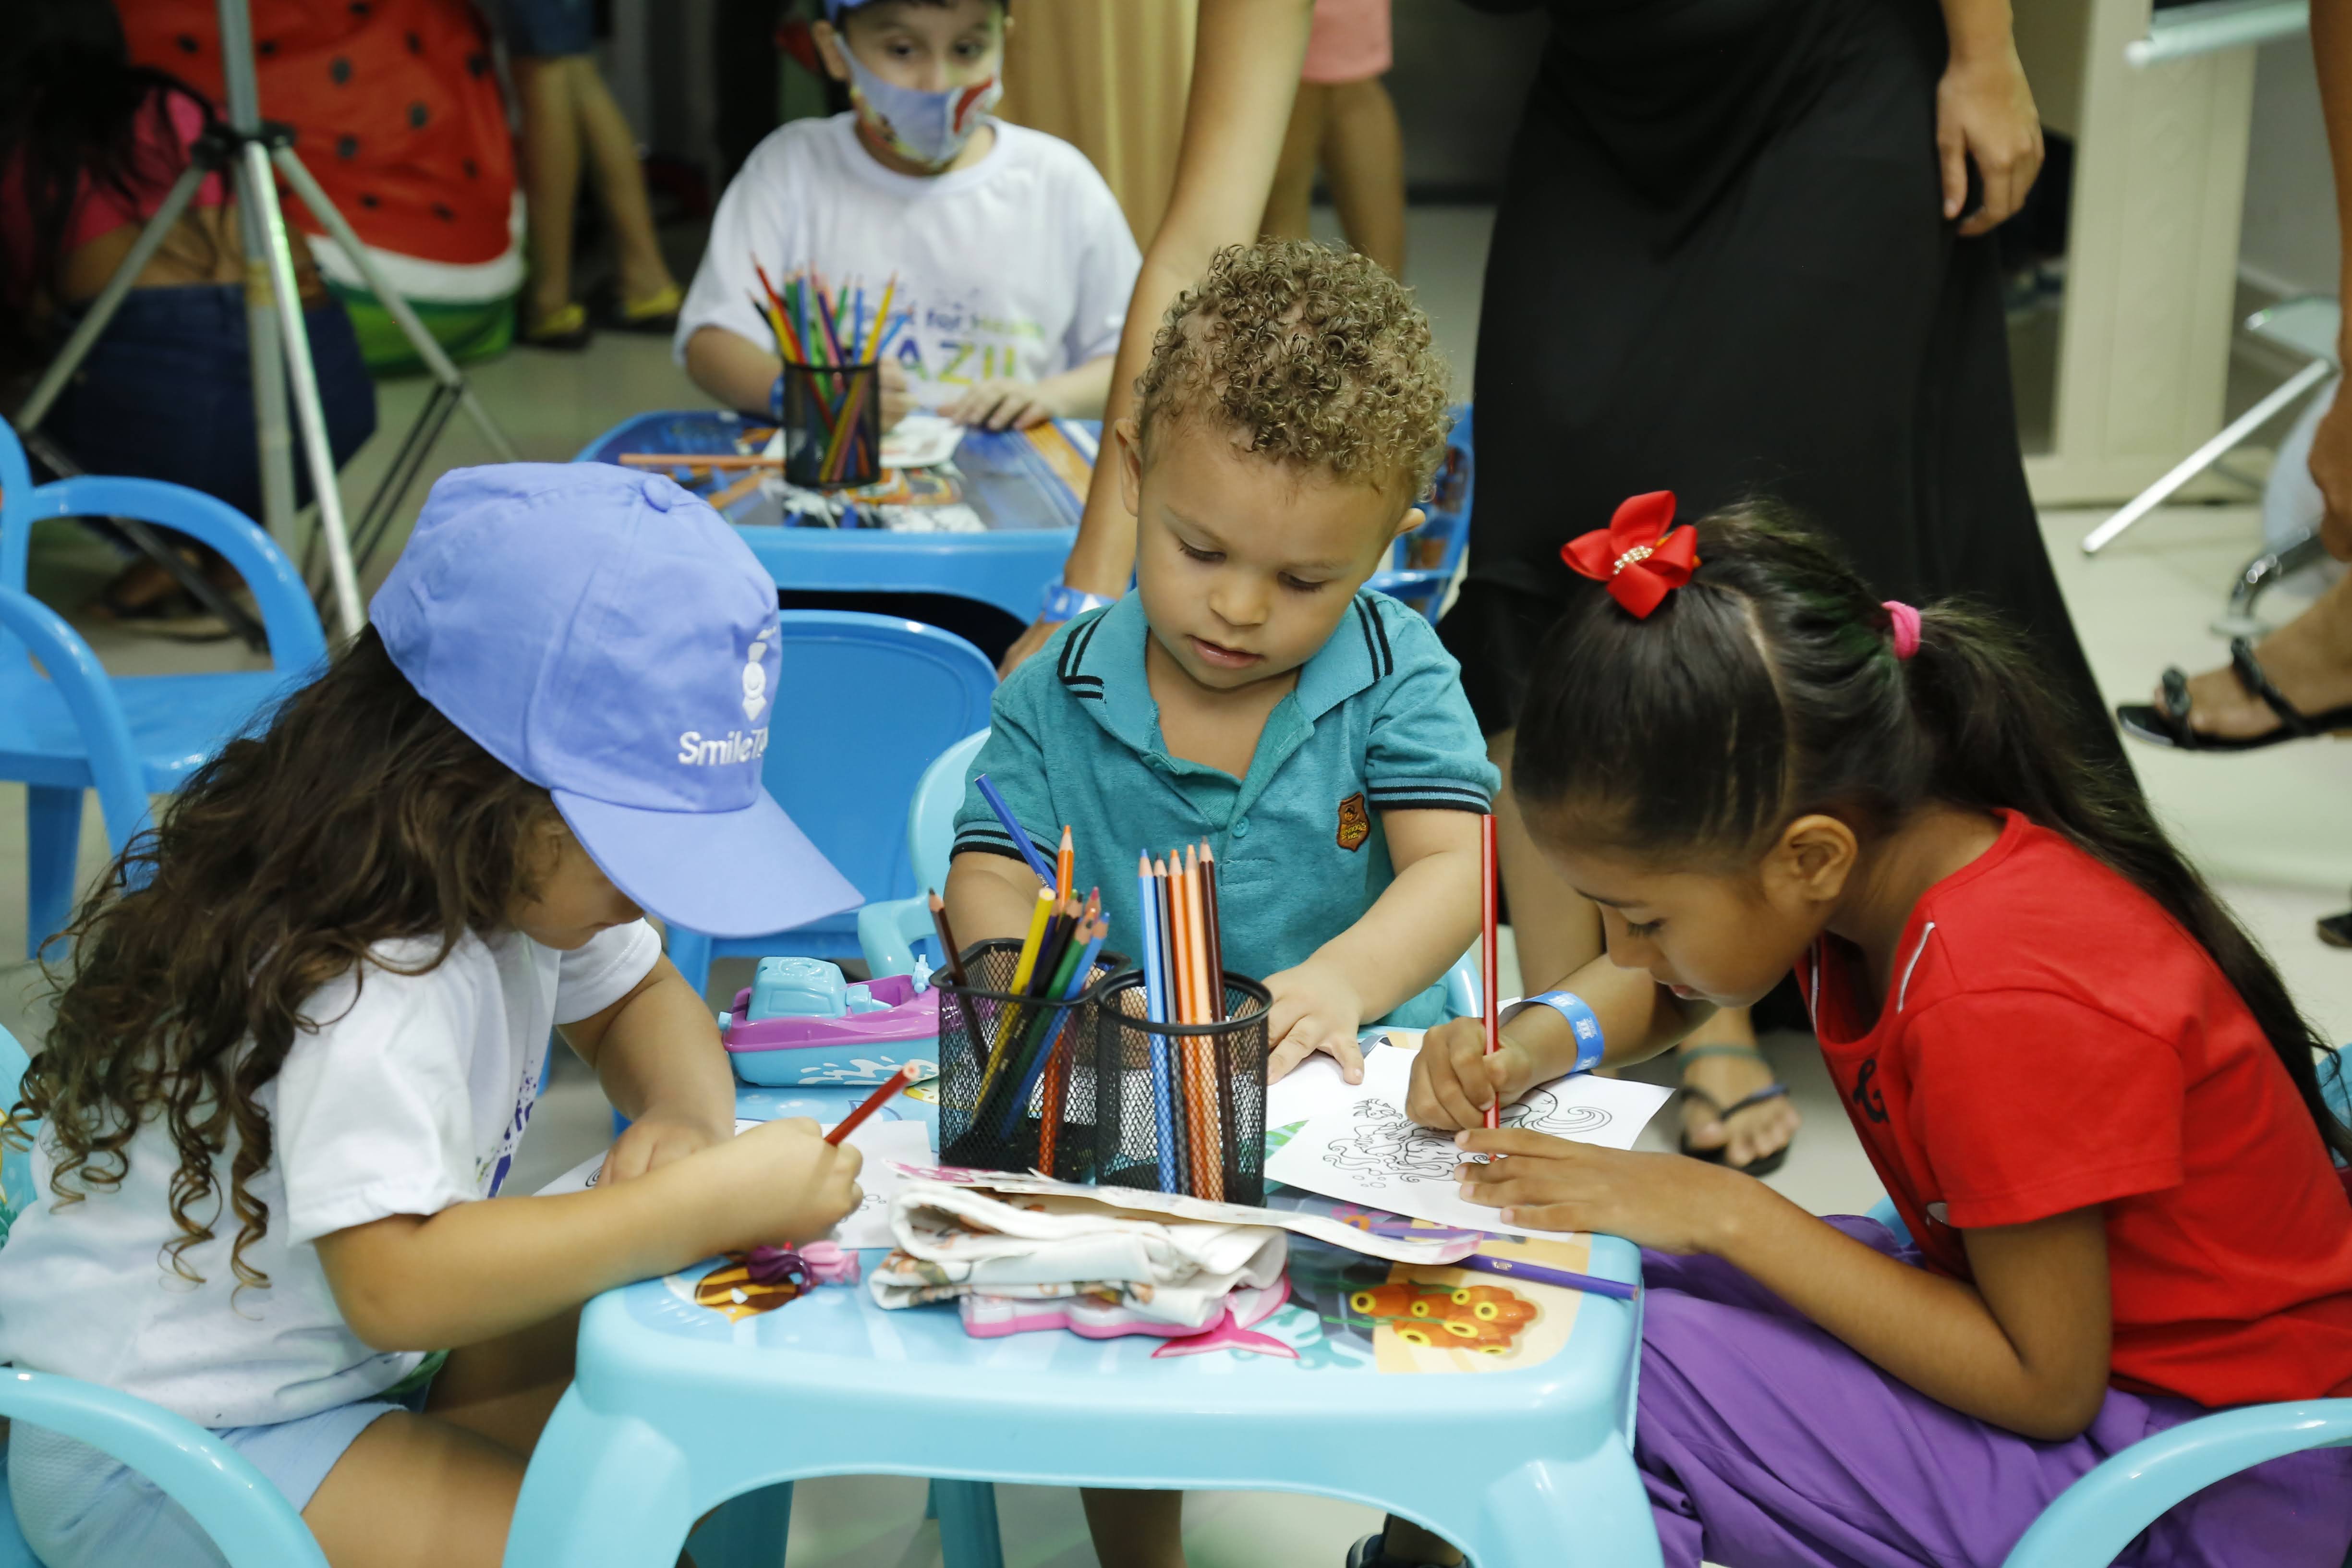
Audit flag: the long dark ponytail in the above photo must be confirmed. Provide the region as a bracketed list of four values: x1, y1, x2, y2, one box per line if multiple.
[1514, 500, 2352, 1163]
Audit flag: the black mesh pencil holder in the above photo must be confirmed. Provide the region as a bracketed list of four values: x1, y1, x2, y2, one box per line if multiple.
[936, 938, 1128, 1181]
[779, 359, 882, 488]
[1088, 972, 1272, 1206]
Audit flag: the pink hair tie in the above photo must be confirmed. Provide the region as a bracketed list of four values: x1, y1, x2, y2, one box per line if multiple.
[1883, 601, 1921, 661]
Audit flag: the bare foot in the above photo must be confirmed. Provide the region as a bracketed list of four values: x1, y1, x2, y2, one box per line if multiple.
[1678, 1009, 1800, 1171]
[2155, 575, 2352, 741]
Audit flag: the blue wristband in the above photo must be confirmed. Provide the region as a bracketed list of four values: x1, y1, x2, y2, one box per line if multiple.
[1500, 990, 1604, 1073]
[1041, 583, 1115, 623]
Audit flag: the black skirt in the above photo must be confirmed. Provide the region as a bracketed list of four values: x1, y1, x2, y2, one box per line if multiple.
[1442, 0, 2116, 769]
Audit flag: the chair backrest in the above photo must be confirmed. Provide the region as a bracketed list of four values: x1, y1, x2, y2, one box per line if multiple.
[1369, 403, 1474, 623]
[0, 420, 36, 597]
[0, 1018, 30, 1244]
[0, 585, 153, 859]
[763, 612, 996, 908]
[908, 729, 990, 896]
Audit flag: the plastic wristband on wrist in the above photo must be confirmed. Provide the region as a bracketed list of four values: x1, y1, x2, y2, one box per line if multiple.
[1040, 583, 1115, 624]
[1497, 990, 1604, 1073]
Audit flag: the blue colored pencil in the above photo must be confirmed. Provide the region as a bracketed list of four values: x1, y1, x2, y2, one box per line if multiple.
[1458, 1253, 1638, 1301]
[1139, 852, 1177, 1192]
[974, 773, 1055, 886]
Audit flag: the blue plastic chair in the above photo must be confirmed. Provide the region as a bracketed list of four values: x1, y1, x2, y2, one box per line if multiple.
[664, 611, 996, 1000]
[859, 729, 1485, 1018]
[0, 1021, 331, 1568]
[1367, 404, 1474, 625]
[1862, 1049, 2352, 1568]
[1, 423, 329, 959]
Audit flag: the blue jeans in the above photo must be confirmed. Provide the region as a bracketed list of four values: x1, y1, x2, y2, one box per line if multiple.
[40, 282, 376, 526]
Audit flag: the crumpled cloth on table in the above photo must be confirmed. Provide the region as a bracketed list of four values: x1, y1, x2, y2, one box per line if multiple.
[868, 1180, 1287, 1330]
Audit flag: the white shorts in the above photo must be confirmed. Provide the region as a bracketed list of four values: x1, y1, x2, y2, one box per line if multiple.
[7, 1371, 435, 1568]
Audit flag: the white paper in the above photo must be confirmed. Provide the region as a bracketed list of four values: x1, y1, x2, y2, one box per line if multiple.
[1263, 1030, 1425, 1130]
[533, 1116, 932, 1250]
[880, 413, 964, 469]
[884, 1163, 1480, 1266]
[1263, 1061, 1673, 1241]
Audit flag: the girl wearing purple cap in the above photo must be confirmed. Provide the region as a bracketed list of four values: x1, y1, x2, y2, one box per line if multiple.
[0, 464, 865, 1568]
[1374, 504, 2352, 1568]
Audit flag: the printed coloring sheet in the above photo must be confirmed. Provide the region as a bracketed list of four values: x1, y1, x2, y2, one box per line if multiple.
[534, 1116, 931, 1250]
[1263, 1042, 1673, 1240]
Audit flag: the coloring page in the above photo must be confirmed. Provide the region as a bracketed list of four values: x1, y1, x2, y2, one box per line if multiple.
[535, 1117, 930, 1250]
[1263, 1054, 1672, 1241]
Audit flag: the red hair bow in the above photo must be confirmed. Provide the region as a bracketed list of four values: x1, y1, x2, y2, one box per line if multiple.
[1562, 491, 1698, 619]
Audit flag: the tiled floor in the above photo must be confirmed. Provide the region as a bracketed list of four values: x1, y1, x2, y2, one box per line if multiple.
[4, 204, 2349, 1566]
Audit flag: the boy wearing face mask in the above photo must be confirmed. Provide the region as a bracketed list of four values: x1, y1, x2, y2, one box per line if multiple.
[676, 0, 1139, 435]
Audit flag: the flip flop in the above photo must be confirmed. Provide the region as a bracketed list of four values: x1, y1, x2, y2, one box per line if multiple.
[521, 301, 593, 350]
[1677, 1044, 1794, 1178]
[2117, 636, 2352, 752]
[2321, 908, 2352, 948]
[599, 281, 682, 334]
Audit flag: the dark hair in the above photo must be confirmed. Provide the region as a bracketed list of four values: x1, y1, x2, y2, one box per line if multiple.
[0, 0, 216, 363]
[1514, 500, 2352, 1163]
[13, 628, 563, 1290]
[825, 0, 1011, 25]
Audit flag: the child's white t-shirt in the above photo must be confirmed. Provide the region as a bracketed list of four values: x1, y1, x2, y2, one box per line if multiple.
[0, 921, 659, 1429]
[675, 114, 1140, 408]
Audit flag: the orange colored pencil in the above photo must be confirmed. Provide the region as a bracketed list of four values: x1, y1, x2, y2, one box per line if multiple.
[1055, 825, 1074, 908]
[1180, 845, 1222, 1200]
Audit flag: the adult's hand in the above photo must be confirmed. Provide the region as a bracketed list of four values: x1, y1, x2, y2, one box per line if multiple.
[1934, 0, 2042, 236]
[1935, 36, 2043, 236]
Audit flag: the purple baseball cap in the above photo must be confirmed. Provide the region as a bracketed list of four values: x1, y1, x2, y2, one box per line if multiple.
[372, 463, 860, 938]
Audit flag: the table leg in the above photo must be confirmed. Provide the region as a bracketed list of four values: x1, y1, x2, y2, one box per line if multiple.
[689, 1482, 795, 1568]
[929, 1479, 1004, 1568]
[1389, 1442, 1661, 1568]
[504, 1387, 696, 1568]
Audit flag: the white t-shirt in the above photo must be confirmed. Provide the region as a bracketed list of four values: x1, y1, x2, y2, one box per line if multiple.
[676, 114, 1140, 408]
[0, 921, 660, 1429]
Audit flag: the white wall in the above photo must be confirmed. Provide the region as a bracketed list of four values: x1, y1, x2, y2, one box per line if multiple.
[2239, 35, 2340, 298]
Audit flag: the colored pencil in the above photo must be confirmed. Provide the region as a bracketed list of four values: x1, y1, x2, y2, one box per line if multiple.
[1179, 845, 1221, 1200]
[1153, 855, 1185, 1191]
[1458, 1253, 1638, 1302]
[980, 886, 1055, 1087]
[927, 889, 969, 989]
[617, 453, 785, 470]
[974, 774, 1056, 886]
[1055, 825, 1074, 908]
[1200, 841, 1225, 1023]
[1014, 896, 1102, 1147]
[1482, 813, 1500, 1131]
[1139, 853, 1177, 1192]
[826, 1064, 917, 1145]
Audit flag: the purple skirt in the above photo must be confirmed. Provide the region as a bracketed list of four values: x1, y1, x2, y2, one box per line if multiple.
[1637, 1217, 2352, 1568]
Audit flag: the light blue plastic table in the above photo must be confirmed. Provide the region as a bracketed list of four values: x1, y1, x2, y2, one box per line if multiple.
[504, 1082, 1658, 1568]
[571, 412, 1086, 629]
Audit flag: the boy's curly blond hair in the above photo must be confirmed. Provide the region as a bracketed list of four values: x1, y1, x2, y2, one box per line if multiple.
[1135, 240, 1452, 502]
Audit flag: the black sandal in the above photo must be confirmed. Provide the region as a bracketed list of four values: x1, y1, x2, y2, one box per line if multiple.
[2321, 908, 2352, 949]
[1677, 1044, 1794, 1178]
[2117, 636, 2352, 752]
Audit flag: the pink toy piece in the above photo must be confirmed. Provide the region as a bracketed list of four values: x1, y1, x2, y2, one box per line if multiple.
[744, 1240, 862, 1287]
[723, 976, 939, 1055]
[959, 1278, 1293, 1360]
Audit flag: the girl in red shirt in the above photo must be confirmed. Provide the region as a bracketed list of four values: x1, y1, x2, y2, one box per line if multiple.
[1386, 500, 2352, 1568]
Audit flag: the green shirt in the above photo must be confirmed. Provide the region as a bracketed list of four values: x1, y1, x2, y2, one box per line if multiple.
[952, 590, 1498, 1027]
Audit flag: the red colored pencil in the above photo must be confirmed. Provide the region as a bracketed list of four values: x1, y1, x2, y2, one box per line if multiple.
[827, 1064, 917, 1145]
[1482, 813, 1500, 1130]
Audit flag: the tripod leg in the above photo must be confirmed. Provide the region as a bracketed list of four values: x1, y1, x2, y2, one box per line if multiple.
[237, 196, 299, 552]
[15, 165, 211, 434]
[237, 143, 364, 638]
[271, 148, 522, 462]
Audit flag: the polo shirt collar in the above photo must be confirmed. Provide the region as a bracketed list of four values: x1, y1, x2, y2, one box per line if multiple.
[1056, 591, 1389, 760]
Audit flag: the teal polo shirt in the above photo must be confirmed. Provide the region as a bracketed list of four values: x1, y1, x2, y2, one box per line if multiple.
[951, 590, 1499, 1027]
